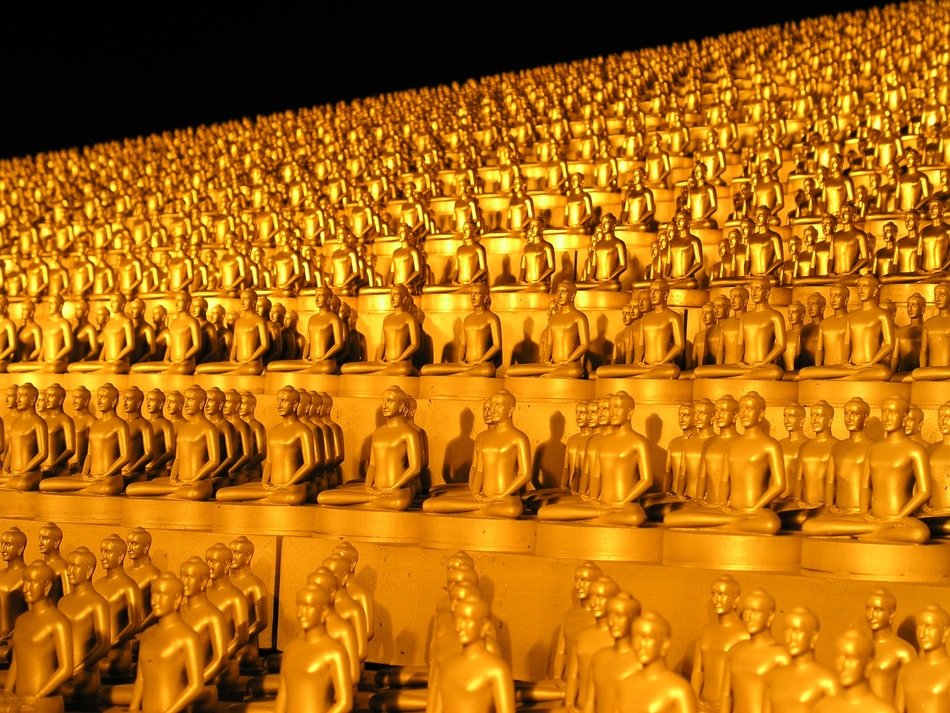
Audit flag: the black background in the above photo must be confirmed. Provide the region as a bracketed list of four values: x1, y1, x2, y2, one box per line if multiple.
[1, 1, 887, 160]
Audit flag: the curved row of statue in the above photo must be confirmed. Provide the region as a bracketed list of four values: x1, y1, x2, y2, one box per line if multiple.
[2, 274, 950, 381]
[2, 376, 949, 546]
[0, 524, 944, 713]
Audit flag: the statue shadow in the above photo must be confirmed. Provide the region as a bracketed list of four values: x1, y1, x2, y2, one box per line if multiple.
[551, 252, 576, 291]
[588, 314, 614, 372]
[643, 413, 665, 479]
[476, 575, 513, 663]
[357, 564, 380, 641]
[897, 614, 918, 649]
[493, 255, 518, 287]
[358, 407, 386, 479]
[442, 408, 475, 485]
[440, 318, 463, 364]
[510, 317, 539, 366]
[532, 411, 566, 490]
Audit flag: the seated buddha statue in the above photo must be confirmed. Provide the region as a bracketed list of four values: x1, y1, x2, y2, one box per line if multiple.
[912, 283, 950, 380]
[579, 214, 627, 291]
[340, 285, 422, 376]
[664, 211, 705, 289]
[563, 173, 595, 234]
[421, 284, 502, 377]
[268, 286, 347, 375]
[619, 168, 657, 232]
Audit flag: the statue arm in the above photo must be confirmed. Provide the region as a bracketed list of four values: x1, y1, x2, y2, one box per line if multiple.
[754, 442, 786, 510]
[895, 671, 906, 713]
[859, 457, 871, 513]
[867, 313, 895, 366]
[540, 244, 556, 282]
[676, 680, 699, 713]
[328, 647, 355, 713]
[196, 426, 221, 482]
[901, 445, 932, 517]
[35, 617, 73, 698]
[472, 245, 488, 283]
[118, 586, 144, 644]
[205, 611, 228, 681]
[690, 640, 704, 696]
[426, 673, 443, 713]
[128, 665, 144, 712]
[166, 634, 204, 713]
[391, 431, 422, 491]
[502, 432, 532, 497]
[719, 658, 733, 713]
[919, 326, 929, 367]
[246, 320, 269, 363]
[610, 243, 629, 280]
[228, 425, 253, 475]
[620, 436, 654, 504]
[761, 312, 788, 365]
[54, 322, 74, 362]
[288, 430, 317, 487]
[0, 322, 15, 361]
[130, 426, 155, 474]
[492, 661, 517, 713]
[112, 320, 136, 363]
[88, 601, 112, 669]
[233, 597, 251, 654]
[393, 317, 421, 363]
[105, 422, 132, 478]
[565, 314, 591, 365]
[479, 314, 503, 365]
[22, 417, 49, 474]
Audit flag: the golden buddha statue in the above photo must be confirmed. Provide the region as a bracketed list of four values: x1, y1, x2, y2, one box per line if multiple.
[318, 386, 421, 510]
[57, 546, 111, 704]
[386, 224, 426, 295]
[127, 573, 205, 713]
[4, 561, 73, 713]
[423, 389, 530, 518]
[918, 198, 950, 275]
[195, 288, 269, 375]
[8, 294, 72, 374]
[0, 383, 49, 492]
[564, 576, 621, 711]
[802, 395, 931, 543]
[229, 536, 270, 671]
[799, 276, 895, 380]
[125, 385, 220, 500]
[580, 213, 628, 291]
[912, 284, 950, 379]
[775, 401, 839, 528]
[503, 280, 589, 378]
[685, 163, 720, 229]
[506, 177, 535, 234]
[421, 284, 502, 377]
[664, 210, 705, 288]
[0, 527, 27, 663]
[67, 293, 135, 375]
[340, 285, 421, 376]
[645, 133, 672, 189]
[894, 605, 950, 713]
[691, 576, 750, 712]
[205, 542, 250, 685]
[273, 586, 353, 713]
[585, 591, 642, 712]
[306, 567, 361, 684]
[620, 168, 657, 231]
[69, 386, 93, 474]
[720, 589, 791, 713]
[664, 392, 784, 534]
[36, 523, 67, 603]
[178, 556, 228, 696]
[217, 386, 318, 505]
[93, 534, 144, 679]
[763, 607, 838, 713]
[694, 278, 786, 379]
[130, 291, 201, 375]
[617, 611, 698, 713]
[865, 588, 915, 703]
[814, 630, 896, 713]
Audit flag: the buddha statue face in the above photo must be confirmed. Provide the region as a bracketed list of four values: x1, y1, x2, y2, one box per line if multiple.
[935, 286, 949, 311]
[787, 303, 804, 326]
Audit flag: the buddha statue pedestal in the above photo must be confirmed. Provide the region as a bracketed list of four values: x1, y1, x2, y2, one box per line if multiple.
[800, 539, 950, 582]
[122, 498, 215, 531]
[314, 506, 423, 545]
[879, 283, 941, 308]
[339, 374, 419, 399]
[0, 491, 37, 519]
[693, 380, 799, 429]
[534, 522, 662, 562]
[195, 373, 265, 396]
[419, 514, 536, 554]
[798, 382, 910, 439]
[263, 372, 339, 396]
[126, 373, 196, 397]
[668, 289, 710, 308]
[662, 529, 802, 571]
[35, 493, 124, 526]
[213, 502, 318, 537]
[60, 372, 130, 396]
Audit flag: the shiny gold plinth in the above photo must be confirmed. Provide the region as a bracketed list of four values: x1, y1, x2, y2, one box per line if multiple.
[534, 521, 661, 562]
[0, 492, 38, 519]
[122, 498, 215, 531]
[801, 538, 950, 582]
[662, 529, 801, 572]
[417, 376, 501, 399]
[125, 373, 198, 395]
[194, 373, 265, 394]
[263, 372, 340, 395]
[668, 288, 710, 308]
[503, 377, 594, 402]
[574, 291, 631, 311]
[59, 373, 131, 394]
[35, 493, 124, 525]
[214, 503, 318, 536]
[419, 513, 536, 554]
[314, 506, 422, 544]
[338, 374, 420, 398]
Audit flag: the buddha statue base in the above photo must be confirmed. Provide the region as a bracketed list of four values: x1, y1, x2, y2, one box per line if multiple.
[35, 493, 124, 525]
[534, 521, 661, 562]
[667, 289, 710, 308]
[879, 282, 943, 306]
[124, 372, 197, 396]
[801, 538, 950, 583]
[315, 505, 422, 544]
[263, 371, 340, 395]
[503, 377, 593, 403]
[662, 529, 802, 572]
[419, 513, 536, 554]
[59, 373, 131, 395]
[573, 290, 630, 311]
[418, 376, 500, 400]
[0, 491, 37, 518]
[214, 502, 318, 536]
[195, 373, 265, 395]
[339, 374, 420, 398]
[121, 498, 214, 531]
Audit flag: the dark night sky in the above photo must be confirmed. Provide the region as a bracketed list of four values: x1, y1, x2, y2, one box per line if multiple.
[1, 1, 887, 159]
